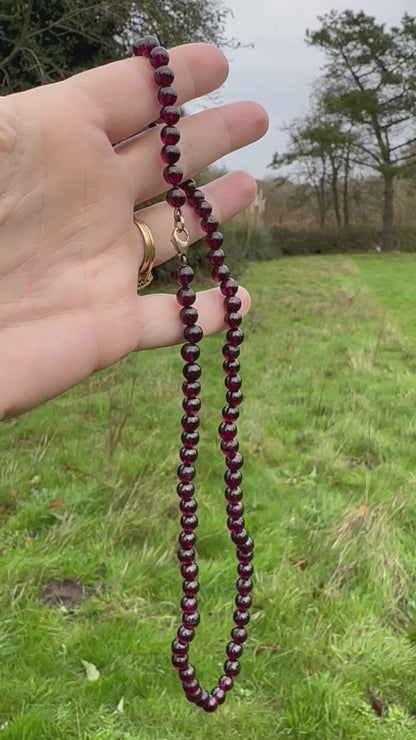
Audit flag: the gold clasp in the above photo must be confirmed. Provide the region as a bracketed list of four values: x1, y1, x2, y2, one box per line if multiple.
[171, 207, 190, 261]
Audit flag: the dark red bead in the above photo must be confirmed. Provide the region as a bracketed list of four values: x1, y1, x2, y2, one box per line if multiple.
[224, 295, 242, 312]
[180, 499, 198, 515]
[225, 374, 242, 392]
[194, 199, 212, 217]
[160, 106, 180, 125]
[177, 626, 194, 644]
[181, 415, 199, 432]
[154, 65, 175, 86]
[188, 188, 204, 207]
[158, 86, 177, 106]
[176, 265, 194, 286]
[237, 548, 253, 563]
[224, 660, 240, 677]
[207, 248, 224, 267]
[221, 438, 239, 456]
[212, 265, 230, 283]
[180, 307, 198, 326]
[220, 278, 238, 296]
[224, 486, 243, 503]
[222, 405, 240, 423]
[205, 231, 224, 249]
[177, 548, 195, 564]
[201, 215, 219, 233]
[164, 164, 183, 184]
[149, 46, 170, 68]
[227, 516, 244, 533]
[161, 127, 181, 147]
[172, 653, 188, 668]
[226, 641, 243, 660]
[218, 422, 237, 441]
[179, 446, 198, 464]
[203, 697, 218, 713]
[181, 562, 199, 579]
[223, 359, 240, 375]
[181, 429, 200, 447]
[226, 452, 243, 471]
[179, 665, 195, 682]
[181, 381, 200, 399]
[179, 532, 196, 549]
[182, 579, 199, 596]
[167, 187, 186, 207]
[238, 536, 254, 555]
[233, 609, 250, 627]
[226, 390, 243, 406]
[182, 395, 201, 413]
[172, 639, 188, 656]
[225, 311, 242, 328]
[195, 689, 209, 707]
[227, 502, 244, 518]
[184, 325, 203, 344]
[180, 514, 198, 531]
[231, 627, 248, 644]
[237, 578, 253, 594]
[161, 144, 180, 164]
[176, 482, 194, 500]
[227, 328, 244, 346]
[237, 562, 253, 578]
[231, 528, 249, 546]
[180, 596, 198, 614]
[236, 594, 252, 610]
[177, 287, 196, 306]
[224, 470, 242, 488]
[182, 611, 200, 628]
[211, 687, 226, 705]
[133, 36, 159, 56]
[222, 344, 240, 360]
[182, 179, 197, 195]
[218, 675, 233, 692]
[183, 363, 201, 381]
[177, 464, 195, 482]
[183, 678, 199, 694]
[181, 345, 200, 364]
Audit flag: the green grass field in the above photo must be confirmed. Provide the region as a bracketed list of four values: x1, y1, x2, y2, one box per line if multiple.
[2, 253, 416, 738]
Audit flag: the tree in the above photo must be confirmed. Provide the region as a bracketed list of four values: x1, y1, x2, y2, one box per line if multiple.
[0, 0, 230, 94]
[307, 10, 416, 251]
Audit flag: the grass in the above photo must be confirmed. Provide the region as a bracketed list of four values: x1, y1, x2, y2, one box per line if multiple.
[2, 253, 416, 737]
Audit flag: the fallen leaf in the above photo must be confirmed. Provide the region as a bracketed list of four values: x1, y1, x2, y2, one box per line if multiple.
[367, 687, 386, 717]
[291, 556, 309, 570]
[81, 660, 100, 682]
[50, 498, 63, 508]
[117, 697, 124, 713]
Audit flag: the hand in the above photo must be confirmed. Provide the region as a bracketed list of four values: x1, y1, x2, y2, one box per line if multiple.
[0, 43, 268, 418]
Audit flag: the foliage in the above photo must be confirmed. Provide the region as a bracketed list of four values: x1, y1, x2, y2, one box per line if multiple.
[270, 224, 416, 256]
[0, 0, 230, 93]
[4, 256, 416, 736]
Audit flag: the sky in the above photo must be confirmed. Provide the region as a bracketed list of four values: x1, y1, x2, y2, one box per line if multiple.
[189, 0, 412, 179]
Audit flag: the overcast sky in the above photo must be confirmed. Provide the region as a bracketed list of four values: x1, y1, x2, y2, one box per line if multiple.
[190, 0, 412, 179]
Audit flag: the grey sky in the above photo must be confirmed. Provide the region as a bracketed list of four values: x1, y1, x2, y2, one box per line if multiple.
[191, 0, 412, 179]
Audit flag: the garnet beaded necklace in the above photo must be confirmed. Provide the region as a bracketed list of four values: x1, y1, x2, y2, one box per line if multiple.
[133, 36, 254, 713]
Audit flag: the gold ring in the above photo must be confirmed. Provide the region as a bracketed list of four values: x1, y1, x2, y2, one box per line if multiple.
[134, 216, 155, 290]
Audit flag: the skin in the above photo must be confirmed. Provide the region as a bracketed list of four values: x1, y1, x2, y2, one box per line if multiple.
[0, 43, 268, 419]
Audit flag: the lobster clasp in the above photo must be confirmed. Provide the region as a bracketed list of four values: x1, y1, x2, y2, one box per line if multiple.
[171, 207, 190, 260]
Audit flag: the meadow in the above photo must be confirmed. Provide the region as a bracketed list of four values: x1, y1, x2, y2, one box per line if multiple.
[2, 253, 416, 738]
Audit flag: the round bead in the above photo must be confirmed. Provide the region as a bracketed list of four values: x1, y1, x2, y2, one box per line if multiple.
[183, 678, 199, 694]
[224, 295, 242, 312]
[177, 548, 195, 564]
[207, 248, 224, 267]
[134, 36, 159, 56]
[180, 307, 198, 326]
[218, 422, 237, 441]
[231, 528, 249, 546]
[237, 547, 253, 563]
[205, 231, 224, 249]
[180, 513, 198, 531]
[223, 359, 240, 375]
[182, 611, 200, 628]
[224, 659, 240, 677]
[236, 594, 252, 610]
[221, 438, 239, 456]
[194, 199, 212, 217]
[227, 516, 244, 533]
[161, 144, 180, 165]
[224, 470, 242, 488]
[160, 106, 180, 125]
[172, 653, 188, 668]
[182, 381, 200, 400]
[182, 179, 197, 195]
[203, 697, 218, 713]
[179, 664, 195, 681]
[182, 395, 201, 413]
[180, 500, 197, 516]
[233, 609, 250, 627]
[177, 464, 195, 482]
[222, 344, 240, 360]
[212, 265, 230, 283]
[180, 596, 198, 614]
[178, 532, 196, 549]
[227, 328, 244, 346]
[181, 562, 199, 579]
[149, 46, 170, 68]
[172, 638, 188, 656]
[179, 447, 198, 465]
[161, 128, 181, 148]
[211, 686, 226, 705]
[189, 188, 204, 207]
[195, 689, 209, 707]
[227, 502, 244, 518]
[225, 374, 242, 392]
[237, 578, 253, 594]
[218, 675, 233, 692]
[224, 486, 243, 503]
[222, 405, 240, 423]
[226, 390, 243, 406]
[176, 482, 194, 500]
[226, 452, 244, 471]
[201, 215, 220, 233]
[181, 429, 200, 447]
[182, 363, 201, 381]
[220, 278, 238, 296]
[167, 187, 186, 207]
[177, 287, 196, 306]
[237, 562, 253, 578]
[226, 641, 243, 660]
[164, 163, 183, 184]
[231, 627, 248, 644]
[184, 325, 203, 344]
[154, 65, 175, 86]
[182, 579, 199, 596]
[225, 311, 242, 328]
[238, 536, 254, 555]
[176, 264, 194, 285]
[181, 345, 200, 364]
[181, 415, 199, 433]
[157, 86, 177, 106]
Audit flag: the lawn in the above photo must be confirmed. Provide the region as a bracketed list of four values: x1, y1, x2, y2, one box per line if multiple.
[2, 253, 416, 738]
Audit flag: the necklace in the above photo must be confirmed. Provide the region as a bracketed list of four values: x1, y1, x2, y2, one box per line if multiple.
[133, 36, 253, 713]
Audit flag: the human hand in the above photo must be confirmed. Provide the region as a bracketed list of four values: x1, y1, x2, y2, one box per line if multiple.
[0, 43, 268, 418]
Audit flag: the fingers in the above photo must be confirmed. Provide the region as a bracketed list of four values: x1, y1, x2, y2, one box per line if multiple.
[69, 44, 229, 144]
[135, 171, 257, 266]
[118, 101, 269, 204]
[135, 286, 251, 351]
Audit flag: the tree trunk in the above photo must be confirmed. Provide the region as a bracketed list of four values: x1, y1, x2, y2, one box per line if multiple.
[343, 152, 350, 226]
[381, 174, 394, 251]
